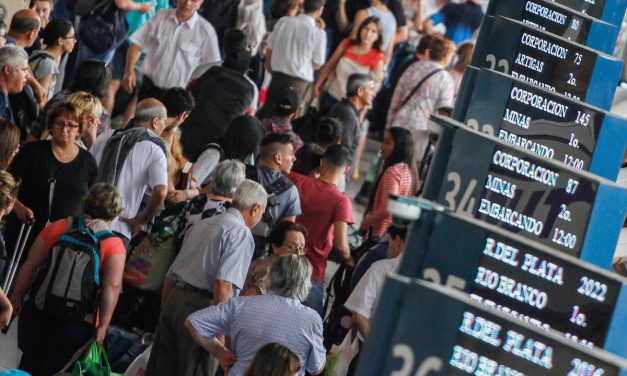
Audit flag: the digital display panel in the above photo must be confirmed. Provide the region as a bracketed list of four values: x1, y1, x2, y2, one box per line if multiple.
[449, 305, 620, 376]
[478, 80, 603, 171]
[476, 145, 597, 256]
[473, 17, 598, 102]
[553, 0, 607, 19]
[490, 0, 595, 44]
[470, 232, 620, 348]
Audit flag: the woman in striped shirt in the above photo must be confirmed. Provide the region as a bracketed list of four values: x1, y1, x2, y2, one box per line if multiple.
[360, 127, 418, 238]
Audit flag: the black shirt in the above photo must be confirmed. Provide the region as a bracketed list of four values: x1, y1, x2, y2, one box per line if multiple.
[5, 140, 98, 258]
[328, 98, 361, 166]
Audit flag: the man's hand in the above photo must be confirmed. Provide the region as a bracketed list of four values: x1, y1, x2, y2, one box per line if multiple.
[0, 302, 12, 329]
[136, 1, 154, 13]
[122, 70, 137, 93]
[344, 255, 355, 268]
[119, 216, 146, 237]
[14, 204, 34, 223]
[315, 17, 326, 30]
[8, 295, 21, 317]
[216, 347, 237, 372]
[31, 80, 47, 107]
[166, 190, 188, 203]
[95, 324, 108, 344]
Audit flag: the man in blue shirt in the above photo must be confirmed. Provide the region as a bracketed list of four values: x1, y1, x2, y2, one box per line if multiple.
[146, 180, 267, 376]
[186, 254, 326, 376]
[0, 45, 30, 122]
[423, 0, 484, 44]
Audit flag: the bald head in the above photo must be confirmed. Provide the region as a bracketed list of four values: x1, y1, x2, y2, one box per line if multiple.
[10, 9, 40, 34]
[9, 9, 40, 48]
[134, 98, 167, 135]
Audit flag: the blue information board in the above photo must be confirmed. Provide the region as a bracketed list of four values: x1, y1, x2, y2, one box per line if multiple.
[453, 67, 627, 180]
[471, 15, 622, 109]
[552, 0, 627, 27]
[392, 197, 627, 356]
[421, 116, 627, 267]
[356, 276, 627, 375]
[486, 0, 618, 54]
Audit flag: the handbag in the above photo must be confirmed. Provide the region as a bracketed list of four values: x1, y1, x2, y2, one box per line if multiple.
[72, 341, 123, 376]
[78, 0, 129, 54]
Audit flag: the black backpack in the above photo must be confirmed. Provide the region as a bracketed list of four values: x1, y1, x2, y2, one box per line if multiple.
[246, 165, 294, 259]
[67, 0, 99, 16]
[322, 235, 381, 350]
[31, 217, 114, 321]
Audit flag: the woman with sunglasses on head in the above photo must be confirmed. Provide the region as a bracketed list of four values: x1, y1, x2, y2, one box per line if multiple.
[34, 60, 112, 141]
[66, 91, 103, 149]
[29, 19, 76, 102]
[313, 16, 385, 113]
[4, 102, 98, 262]
[241, 221, 308, 296]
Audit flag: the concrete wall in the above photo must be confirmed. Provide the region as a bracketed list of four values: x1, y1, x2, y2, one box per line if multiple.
[0, 0, 30, 23]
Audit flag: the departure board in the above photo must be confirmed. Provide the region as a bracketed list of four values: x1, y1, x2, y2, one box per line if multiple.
[356, 277, 627, 376]
[453, 67, 627, 180]
[553, 0, 627, 26]
[478, 145, 596, 256]
[487, 0, 617, 53]
[471, 16, 622, 109]
[422, 116, 627, 266]
[394, 200, 627, 355]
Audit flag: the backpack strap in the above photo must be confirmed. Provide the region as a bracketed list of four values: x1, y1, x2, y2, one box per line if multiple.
[93, 230, 116, 241]
[72, 216, 84, 229]
[397, 68, 444, 111]
[265, 175, 293, 196]
[245, 165, 293, 195]
[28, 52, 54, 75]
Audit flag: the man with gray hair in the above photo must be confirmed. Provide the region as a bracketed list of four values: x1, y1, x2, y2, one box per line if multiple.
[0, 45, 29, 121]
[146, 179, 267, 376]
[186, 254, 326, 376]
[6, 9, 47, 107]
[90, 98, 169, 247]
[328, 73, 375, 169]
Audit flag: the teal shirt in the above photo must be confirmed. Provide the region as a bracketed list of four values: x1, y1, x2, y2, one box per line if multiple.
[126, 0, 172, 40]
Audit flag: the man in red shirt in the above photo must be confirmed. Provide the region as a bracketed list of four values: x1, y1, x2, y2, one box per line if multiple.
[288, 144, 355, 315]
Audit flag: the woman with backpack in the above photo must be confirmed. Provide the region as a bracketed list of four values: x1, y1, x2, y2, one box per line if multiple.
[9, 183, 126, 375]
[29, 18, 76, 102]
[360, 127, 418, 238]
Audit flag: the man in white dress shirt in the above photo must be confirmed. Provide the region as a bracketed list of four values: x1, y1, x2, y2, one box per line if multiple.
[122, 0, 221, 101]
[257, 0, 326, 119]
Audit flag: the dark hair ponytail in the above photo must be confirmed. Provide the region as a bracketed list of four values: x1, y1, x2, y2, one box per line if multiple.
[365, 127, 419, 214]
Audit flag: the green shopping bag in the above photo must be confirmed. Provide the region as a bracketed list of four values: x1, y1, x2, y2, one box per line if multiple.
[72, 341, 122, 376]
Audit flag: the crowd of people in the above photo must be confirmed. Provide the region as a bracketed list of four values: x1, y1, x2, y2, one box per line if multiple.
[0, 0, 483, 374]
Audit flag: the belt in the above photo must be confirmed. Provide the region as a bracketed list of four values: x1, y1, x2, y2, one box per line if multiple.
[175, 281, 213, 298]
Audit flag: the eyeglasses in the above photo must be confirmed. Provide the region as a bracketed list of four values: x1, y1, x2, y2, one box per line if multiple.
[53, 120, 80, 130]
[63, 35, 77, 40]
[283, 242, 306, 254]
